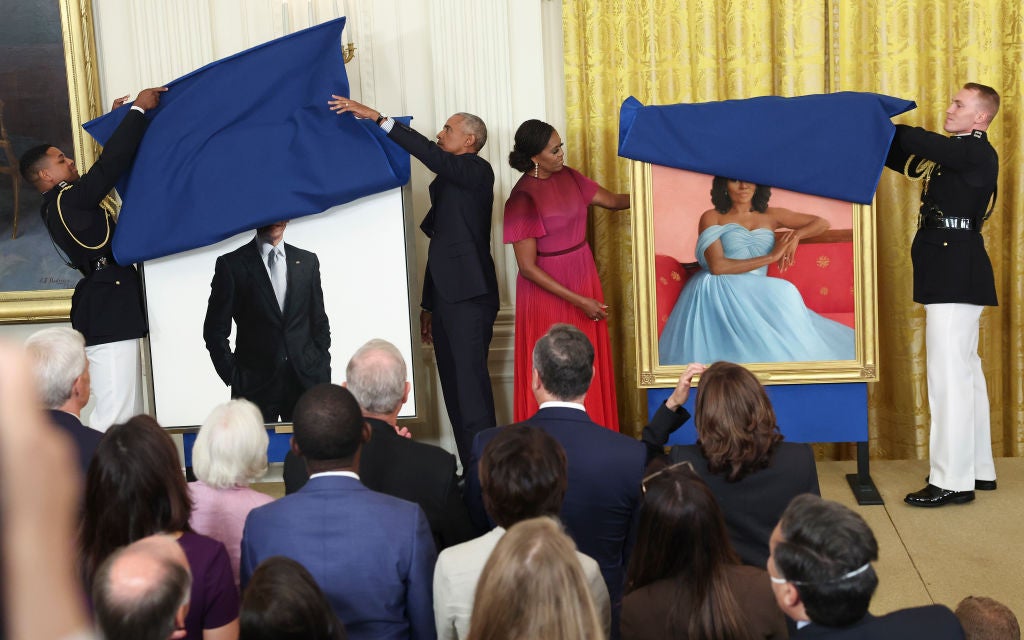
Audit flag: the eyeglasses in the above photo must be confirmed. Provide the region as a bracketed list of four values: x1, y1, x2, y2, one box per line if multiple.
[641, 460, 695, 495]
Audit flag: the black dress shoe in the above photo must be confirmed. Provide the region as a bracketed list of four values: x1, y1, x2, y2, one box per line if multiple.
[925, 476, 997, 491]
[905, 484, 975, 507]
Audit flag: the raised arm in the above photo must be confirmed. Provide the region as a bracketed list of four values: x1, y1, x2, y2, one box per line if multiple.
[591, 186, 630, 210]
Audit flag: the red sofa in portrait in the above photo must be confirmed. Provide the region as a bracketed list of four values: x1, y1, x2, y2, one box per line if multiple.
[655, 230, 854, 338]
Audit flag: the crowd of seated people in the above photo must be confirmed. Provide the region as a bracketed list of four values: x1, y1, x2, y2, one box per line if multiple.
[0, 325, 1019, 640]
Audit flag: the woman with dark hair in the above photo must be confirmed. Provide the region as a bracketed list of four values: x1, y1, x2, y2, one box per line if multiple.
[658, 176, 854, 364]
[240, 556, 347, 640]
[81, 415, 239, 640]
[621, 464, 787, 640]
[642, 361, 820, 568]
[504, 119, 629, 429]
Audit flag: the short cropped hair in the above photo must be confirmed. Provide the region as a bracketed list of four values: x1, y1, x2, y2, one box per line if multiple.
[956, 596, 1021, 640]
[192, 399, 269, 489]
[532, 324, 594, 401]
[93, 545, 192, 640]
[964, 82, 1000, 122]
[480, 424, 568, 528]
[710, 176, 772, 213]
[24, 327, 87, 409]
[455, 112, 488, 152]
[292, 384, 364, 462]
[346, 339, 406, 414]
[773, 494, 879, 628]
[19, 144, 52, 185]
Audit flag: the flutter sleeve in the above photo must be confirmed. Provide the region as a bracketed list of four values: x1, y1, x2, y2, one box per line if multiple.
[503, 187, 547, 243]
[565, 165, 600, 203]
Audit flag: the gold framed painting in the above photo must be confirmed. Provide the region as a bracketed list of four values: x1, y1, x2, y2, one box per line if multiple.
[0, 0, 102, 323]
[632, 161, 879, 387]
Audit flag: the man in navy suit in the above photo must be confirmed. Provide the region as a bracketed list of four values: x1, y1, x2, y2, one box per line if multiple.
[769, 494, 964, 638]
[330, 97, 499, 468]
[204, 220, 331, 422]
[24, 327, 103, 475]
[466, 323, 646, 638]
[240, 383, 436, 640]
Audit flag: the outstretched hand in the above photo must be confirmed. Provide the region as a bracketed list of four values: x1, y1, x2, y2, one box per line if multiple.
[666, 363, 706, 410]
[133, 86, 168, 111]
[329, 95, 380, 121]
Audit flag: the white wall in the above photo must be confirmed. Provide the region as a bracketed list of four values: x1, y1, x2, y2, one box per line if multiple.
[2, 0, 567, 459]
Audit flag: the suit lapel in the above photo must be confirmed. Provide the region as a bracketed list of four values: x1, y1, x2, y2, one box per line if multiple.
[282, 242, 306, 318]
[243, 238, 283, 320]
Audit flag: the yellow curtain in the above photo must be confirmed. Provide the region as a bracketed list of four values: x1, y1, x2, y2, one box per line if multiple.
[563, 0, 1024, 458]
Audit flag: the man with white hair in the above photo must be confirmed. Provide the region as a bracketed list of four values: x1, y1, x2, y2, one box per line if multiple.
[284, 338, 477, 549]
[25, 326, 103, 474]
[93, 534, 192, 640]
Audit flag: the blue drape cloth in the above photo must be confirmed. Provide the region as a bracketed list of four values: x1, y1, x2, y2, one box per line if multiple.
[618, 92, 916, 204]
[84, 18, 411, 265]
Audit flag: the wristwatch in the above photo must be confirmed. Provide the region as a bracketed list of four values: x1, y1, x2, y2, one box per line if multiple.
[375, 112, 387, 125]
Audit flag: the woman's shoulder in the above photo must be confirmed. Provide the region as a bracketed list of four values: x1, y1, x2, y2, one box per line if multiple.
[698, 208, 724, 229]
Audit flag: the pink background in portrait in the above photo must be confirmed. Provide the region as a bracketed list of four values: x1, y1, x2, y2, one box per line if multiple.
[652, 165, 853, 262]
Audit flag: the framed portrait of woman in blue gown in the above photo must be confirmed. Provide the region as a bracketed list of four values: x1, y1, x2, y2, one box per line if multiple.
[632, 162, 878, 387]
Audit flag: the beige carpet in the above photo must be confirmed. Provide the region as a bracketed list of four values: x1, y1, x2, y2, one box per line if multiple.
[819, 457, 1023, 618]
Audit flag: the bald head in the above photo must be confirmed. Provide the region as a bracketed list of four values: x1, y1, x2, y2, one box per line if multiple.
[94, 535, 192, 640]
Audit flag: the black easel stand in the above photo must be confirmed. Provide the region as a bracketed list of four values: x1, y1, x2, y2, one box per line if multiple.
[845, 441, 883, 505]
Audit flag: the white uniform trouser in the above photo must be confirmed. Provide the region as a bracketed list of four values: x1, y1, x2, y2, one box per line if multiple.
[84, 339, 143, 433]
[925, 303, 996, 491]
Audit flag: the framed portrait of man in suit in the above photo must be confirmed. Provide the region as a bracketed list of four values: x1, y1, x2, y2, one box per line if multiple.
[632, 162, 879, 387]
[0, 0, 101, 323]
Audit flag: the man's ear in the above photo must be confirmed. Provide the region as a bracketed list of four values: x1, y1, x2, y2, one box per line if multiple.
[465, 134, 477, 151]
[169, 603, 189, 639]
[361, 421, 372, 443]
[290, 436, 302, 457]
[401, 381, 411, 405]
[531, 368, 541, 392]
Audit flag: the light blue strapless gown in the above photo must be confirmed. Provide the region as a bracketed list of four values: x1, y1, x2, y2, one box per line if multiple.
[659, 224, 855, 364]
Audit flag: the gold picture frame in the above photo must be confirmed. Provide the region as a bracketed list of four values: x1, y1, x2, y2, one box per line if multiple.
[632, 161, 879, 387]
[0, 0, 102, 324]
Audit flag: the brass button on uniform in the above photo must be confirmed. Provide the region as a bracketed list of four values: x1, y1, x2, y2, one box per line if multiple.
[115, 280, 121, 285]
[942, 242, 948, 247]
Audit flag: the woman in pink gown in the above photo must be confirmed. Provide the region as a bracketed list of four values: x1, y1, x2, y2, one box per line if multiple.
[504, 119, 630, 430]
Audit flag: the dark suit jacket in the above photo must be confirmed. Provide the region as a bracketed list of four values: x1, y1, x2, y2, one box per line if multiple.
[467, 407, 647, 622]
[796, 605, 964, 639]
[47, 409, 103, 477]
[40, 110, 149, 346]
[240, 475, 436, 640]
[203, 238, 331, 398]
[282, 417, 476, 550]
[643, 402, 820, 569]
[386, 121, 498, 309]
[621, 565, 788, 640]
[885, 125, 998, 306]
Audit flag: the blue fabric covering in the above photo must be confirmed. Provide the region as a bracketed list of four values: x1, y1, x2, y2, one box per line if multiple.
[83, 18, 411, 265]
[647, 383, 868, 444]
[618, 92, 916, 204]
[659, 224, 854, 364]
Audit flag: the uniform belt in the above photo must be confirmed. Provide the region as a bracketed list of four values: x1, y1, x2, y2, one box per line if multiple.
[537, 240, 587, 257]
[919, 214, 978, 231]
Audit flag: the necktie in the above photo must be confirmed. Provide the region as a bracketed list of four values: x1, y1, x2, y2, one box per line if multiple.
[268, 247, 286, 311]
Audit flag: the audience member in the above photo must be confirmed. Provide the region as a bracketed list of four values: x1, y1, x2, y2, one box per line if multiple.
[621, 463, 786, 640]
[434, 425, 609, 639]
[643, 361, 819, 568]
[769, 494, 964, 638]
[0, 342, 92, 640]
[240, 384, 435, 640]
[81, 415, 239, 640]
[283, 339, 475, 550]
[93, 534, 192, 640]
[190, 399, 274, 586]
[467, 323, 645, 637]
[956, 596, 1020, 640]
[466, 517, 605, 640]
[240, 556, 347, 640]
[25, 326, 103, 475]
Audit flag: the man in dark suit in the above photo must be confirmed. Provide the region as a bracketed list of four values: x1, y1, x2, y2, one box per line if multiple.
[769, 494, 964, 638]
[330, 97, 499, 468]
[466, 323, 646, 638]
[19, 87, 166, 432]
[204, 220, 331, 422]
[884, 82, 1000, 507]
[25, 327, 103, 475]
[240, 384, 436, 640]
[282, 338, 476, 550]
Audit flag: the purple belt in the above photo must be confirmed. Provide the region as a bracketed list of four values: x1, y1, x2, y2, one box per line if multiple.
[537, 239, 587, 257]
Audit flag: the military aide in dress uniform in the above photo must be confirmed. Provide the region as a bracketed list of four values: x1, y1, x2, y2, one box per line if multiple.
[884, 82, 1000, 508]
[19, 86, 167, 432]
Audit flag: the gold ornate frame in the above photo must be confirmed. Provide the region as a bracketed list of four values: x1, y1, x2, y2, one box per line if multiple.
[631, 161, 879, 387]
[0, 0, 102, 324]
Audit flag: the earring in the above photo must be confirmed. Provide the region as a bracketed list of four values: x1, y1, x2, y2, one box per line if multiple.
[534, 161, 539, 178]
